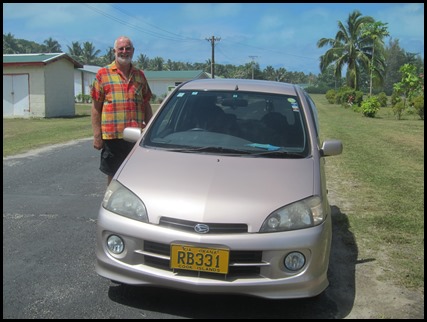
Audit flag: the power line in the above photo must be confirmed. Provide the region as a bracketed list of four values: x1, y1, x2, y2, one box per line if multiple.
[82, 3, 194, 42]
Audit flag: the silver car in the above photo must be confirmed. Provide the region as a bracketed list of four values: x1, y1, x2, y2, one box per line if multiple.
[95, 78, 343, 299]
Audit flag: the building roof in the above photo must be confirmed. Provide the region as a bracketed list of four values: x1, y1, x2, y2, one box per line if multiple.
[3, 53, 83, 68]
[143, 70, 210, 80]
[78, 64, 101, 74]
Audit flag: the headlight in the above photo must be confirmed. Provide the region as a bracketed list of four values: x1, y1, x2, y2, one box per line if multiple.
[102, 180, 148, 222]
[260, 196, 326, 232]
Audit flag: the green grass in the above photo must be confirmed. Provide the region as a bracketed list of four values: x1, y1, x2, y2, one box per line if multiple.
[3, 98, 424, 291]
[3, 103, 160, 157]
[313, 94, 424, 290]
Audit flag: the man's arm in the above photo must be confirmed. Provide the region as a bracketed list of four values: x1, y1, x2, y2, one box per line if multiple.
[91, 100, 104, 150]
[144, 102, 153, 124]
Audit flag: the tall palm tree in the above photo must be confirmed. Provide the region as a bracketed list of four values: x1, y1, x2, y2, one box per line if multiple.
[81, 41, 101, 65]
[361, 21, 389, 96]
[43, 37, 62, 53]
[317, 10, 377, 90]
[67, 41, 83, 62]
[136, 53, 150, 70]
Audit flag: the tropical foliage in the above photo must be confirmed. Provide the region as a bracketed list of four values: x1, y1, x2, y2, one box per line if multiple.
[317, 10, 387, 91]
[360, 21, 390, 96]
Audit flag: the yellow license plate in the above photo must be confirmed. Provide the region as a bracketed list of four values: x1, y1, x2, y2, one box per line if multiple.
[170, 244, 229, 274]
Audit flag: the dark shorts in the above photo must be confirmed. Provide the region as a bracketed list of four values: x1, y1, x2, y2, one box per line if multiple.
[99, 139, 135, 177]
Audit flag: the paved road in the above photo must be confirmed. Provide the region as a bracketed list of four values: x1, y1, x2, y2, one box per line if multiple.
[2, 138, 422, 318]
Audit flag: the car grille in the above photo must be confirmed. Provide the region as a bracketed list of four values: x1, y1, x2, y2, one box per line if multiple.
[159, 217, 248, 234]
[143, 241, 264, 279]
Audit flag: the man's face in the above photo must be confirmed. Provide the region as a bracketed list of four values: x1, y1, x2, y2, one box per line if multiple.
[114, 38, 134, 65]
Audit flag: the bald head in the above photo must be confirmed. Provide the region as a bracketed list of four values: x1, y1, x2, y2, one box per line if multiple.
[114, 36, 133, 49]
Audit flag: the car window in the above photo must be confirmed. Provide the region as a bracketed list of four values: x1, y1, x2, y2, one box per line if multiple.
[144, 90, 309, 157]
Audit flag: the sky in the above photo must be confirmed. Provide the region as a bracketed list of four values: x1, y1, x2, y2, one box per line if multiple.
[3, 3, 424, 75]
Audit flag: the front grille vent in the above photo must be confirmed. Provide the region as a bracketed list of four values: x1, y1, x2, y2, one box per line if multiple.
[159, 217, 248, 234]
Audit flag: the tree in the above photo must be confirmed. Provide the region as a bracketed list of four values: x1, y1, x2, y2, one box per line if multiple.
[134, 53, 150, 70]
[383, 38, 407, 95]
[3, 32, 20, 54]
[149, 56, 164, 71]
[393, 63, 424, 119]
[393, 64, 423, 101]
[361, 21, 390, 96]
[273, 67, 287, 82]
[80, 41, 101, 65]
[67, 41, 83, 62]
[317, 10, 378, 90]
[97, 47, 114, 66]
[317, 65, 344, 89]
[43, 37, 62, 53]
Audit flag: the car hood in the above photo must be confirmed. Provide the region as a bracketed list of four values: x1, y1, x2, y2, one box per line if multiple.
[117, 147, 315, 231]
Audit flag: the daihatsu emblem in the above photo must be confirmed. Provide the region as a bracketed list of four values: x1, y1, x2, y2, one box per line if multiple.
[194, 224, 210, 234]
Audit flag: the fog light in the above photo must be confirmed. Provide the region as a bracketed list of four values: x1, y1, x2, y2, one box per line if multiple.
[107, 235, 124, 254]
[284, 252, 305, 271]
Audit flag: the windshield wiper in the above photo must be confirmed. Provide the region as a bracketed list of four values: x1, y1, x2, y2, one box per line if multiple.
[177, 146, 251, 155]
[251, 150, 307, 158]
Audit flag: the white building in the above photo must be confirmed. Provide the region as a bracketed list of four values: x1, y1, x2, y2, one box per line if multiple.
[3, 53, 82, 118]
[144, 70, 211, 99]
[74, 65, 101, 102]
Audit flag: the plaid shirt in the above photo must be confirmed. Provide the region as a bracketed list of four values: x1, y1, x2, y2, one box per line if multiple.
[91, 61, 152, 139]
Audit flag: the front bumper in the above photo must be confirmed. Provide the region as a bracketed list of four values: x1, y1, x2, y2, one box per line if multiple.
[95, 208, 332, 299]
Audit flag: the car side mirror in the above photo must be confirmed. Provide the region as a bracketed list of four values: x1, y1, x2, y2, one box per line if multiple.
[123, 127, 143, 143]
[320, 140, 343, 156]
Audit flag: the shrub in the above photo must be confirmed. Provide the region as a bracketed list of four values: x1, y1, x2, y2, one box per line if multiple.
[75, 93, 92, 103]
[377, 92, 388, 107]
[354, 91, 364, 106]
[325, 89, 336, 104]
[392, 101, 406, 120]
[334, 87, 364, 108]
[305, 85, 329, 94]
[411, 95, 424, 120]
[361, 96, 380, 118]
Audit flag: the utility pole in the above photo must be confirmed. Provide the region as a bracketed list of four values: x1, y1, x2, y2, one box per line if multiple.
[206, 36, 221, 78]
[249, 56, 258, 79]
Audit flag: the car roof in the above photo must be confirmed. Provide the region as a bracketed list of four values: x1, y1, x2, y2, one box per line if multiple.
[179, 78, 300, 96]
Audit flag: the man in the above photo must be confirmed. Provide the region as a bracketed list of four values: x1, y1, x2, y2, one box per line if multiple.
[91, 36, 153, 185]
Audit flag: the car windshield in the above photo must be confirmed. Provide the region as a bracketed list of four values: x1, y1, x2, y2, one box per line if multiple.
[143, 90, 309, 158]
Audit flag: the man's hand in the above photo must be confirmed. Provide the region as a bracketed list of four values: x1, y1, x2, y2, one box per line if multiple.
[93, 134, 104, 150]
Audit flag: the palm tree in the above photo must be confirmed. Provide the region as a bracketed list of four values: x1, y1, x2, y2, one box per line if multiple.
[100, 47, 115, 66]
[317, 10, 377, 90]
[149, 56, 164, 71]
[3, 32, 21, 54]
[273, 68, 287, 82]
[136, 53, 150, 70]
[81, 41, 101, 65]
[43, 37, 62, 53]
[361, 21, 390, 96]
[263, 66, 276, 81]
[67, 41, 83, 62]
